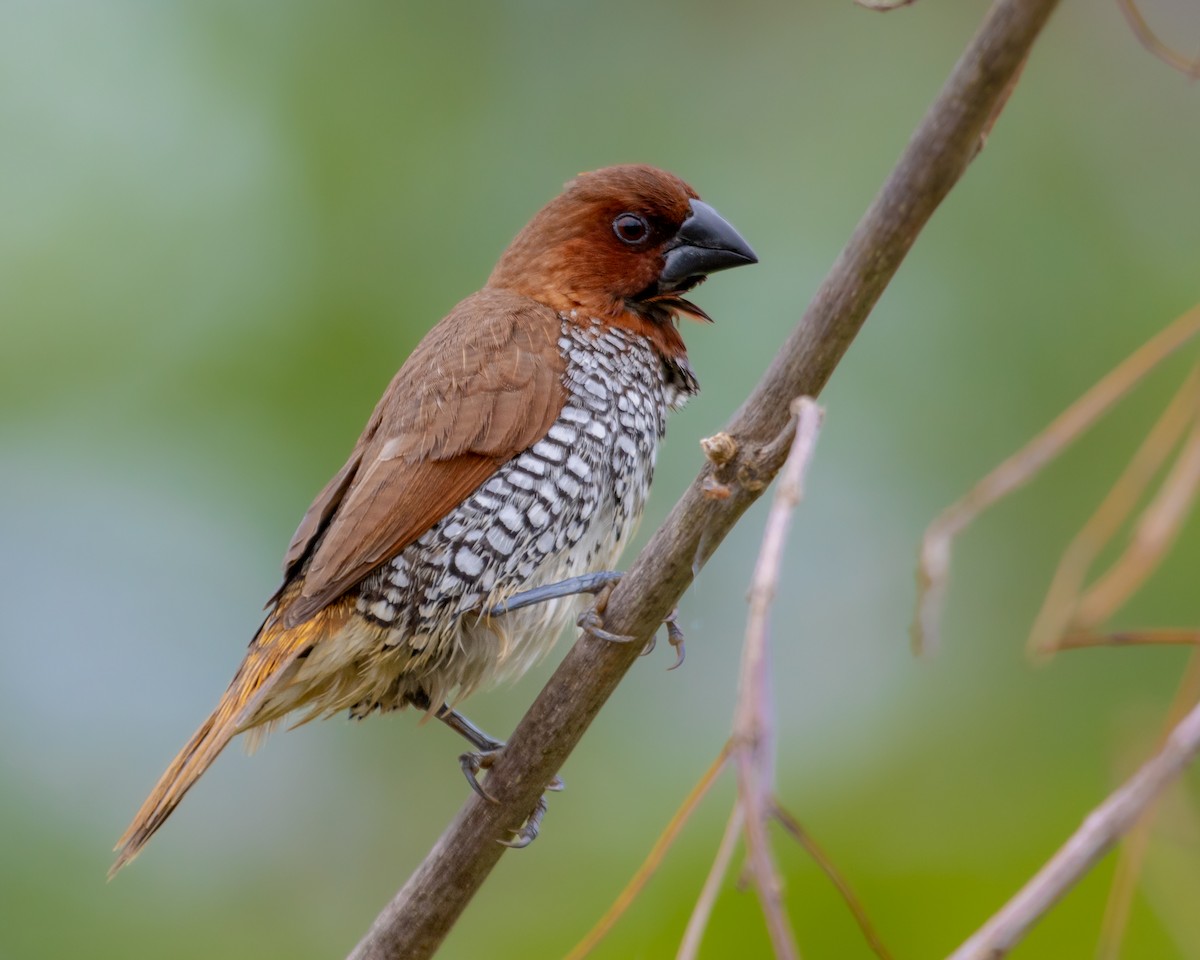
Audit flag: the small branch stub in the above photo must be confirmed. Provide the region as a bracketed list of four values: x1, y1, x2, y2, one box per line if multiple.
[701, 431, 739, 465]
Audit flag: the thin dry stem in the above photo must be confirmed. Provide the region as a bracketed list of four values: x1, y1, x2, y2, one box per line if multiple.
[947, 694, 1200, 959]
[733, 398, 824, 960]
[1116, 0, 1200, 78]
[856, 0, 921, 9]
[570, 401, 824, 960]
[915, 304, 1200, 657]
[1028, 366, 1200, 655]
[562, 744, 732, 960]
[1057, 630, 1200, 652]
[1095, 651, 1200, 960]
[677, 803, 746, 960]
[1074, 417, 1200, 628]
[773, 804, 895, 960]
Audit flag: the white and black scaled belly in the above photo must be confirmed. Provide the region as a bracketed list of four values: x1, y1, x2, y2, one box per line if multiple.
[350, 315, 698, 712]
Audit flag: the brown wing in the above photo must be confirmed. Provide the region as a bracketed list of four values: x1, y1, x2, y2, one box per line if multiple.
[279, 288, 566, 627]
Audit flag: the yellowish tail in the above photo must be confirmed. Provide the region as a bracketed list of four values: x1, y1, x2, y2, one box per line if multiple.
[110, 595, 350, 877]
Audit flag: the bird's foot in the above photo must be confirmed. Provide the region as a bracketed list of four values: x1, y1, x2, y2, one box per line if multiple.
[637, 607, 686, 669]
[576, 580, 636, 644]
[460, 747, 561, 848]
[460, 748, 502, 803]
[459, 746, 565, 805]
[499, 795, 549, 849]
[663, 608, 686, 669]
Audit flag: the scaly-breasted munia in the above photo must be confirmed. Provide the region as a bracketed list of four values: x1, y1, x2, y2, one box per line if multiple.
[113, 164, 756, 873]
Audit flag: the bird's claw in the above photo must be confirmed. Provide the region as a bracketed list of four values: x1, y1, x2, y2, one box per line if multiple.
[639, 609, 686, 669]
[460, 749, 501, 804]
[499, 795, 549, 849]
[577, 582, 636, 644]
[577, 607, 636, 644]
[461, 747, 565, 806]
[664, 608, 686, 670]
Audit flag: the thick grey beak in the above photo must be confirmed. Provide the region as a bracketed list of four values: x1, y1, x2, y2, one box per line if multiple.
[659, 199, 757, 290]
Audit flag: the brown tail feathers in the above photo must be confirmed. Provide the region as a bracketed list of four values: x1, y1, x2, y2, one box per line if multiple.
[110, 596, 348, 877]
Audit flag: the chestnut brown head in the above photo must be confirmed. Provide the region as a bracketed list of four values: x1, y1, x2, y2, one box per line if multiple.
[488, 164, 756, 323]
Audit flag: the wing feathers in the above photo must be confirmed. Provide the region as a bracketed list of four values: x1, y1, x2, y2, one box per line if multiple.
[281, 289, 566, 627]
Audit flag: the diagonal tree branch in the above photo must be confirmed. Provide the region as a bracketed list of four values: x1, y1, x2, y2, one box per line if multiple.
[347, 1, 1061, 956]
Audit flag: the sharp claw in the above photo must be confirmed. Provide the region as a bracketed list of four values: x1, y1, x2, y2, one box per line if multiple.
[460, 750, 501, 804]
[576, 608, 635, 644]
[547, 774, 566, 793]
[665, 610, 686, 670]
[498, 796, 548, 849]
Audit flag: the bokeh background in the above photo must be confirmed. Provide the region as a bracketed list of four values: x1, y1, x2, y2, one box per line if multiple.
[3, 1, 1200, 957]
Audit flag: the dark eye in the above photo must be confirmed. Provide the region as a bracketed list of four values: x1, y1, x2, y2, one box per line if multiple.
[612, 213, 649, 245]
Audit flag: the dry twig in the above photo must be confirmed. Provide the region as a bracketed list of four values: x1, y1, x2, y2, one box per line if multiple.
[1074, 415, 1200, 628]
[914, 307, 1200, 954]
[948, 675, 1200, 958]
[855, 0, 921, 10]
[914, 304, 1200, 657]
[567, 401, 892, 960]
[347, 2, 1060, 955]
[731, 398, 825, 960]
[1095, 651, 1200, 960]
[678, 804, 745, 960]
[562, 744, 732, 960]
[1027, 366, 1200, 655]
[1057, 629, 1200, 652]
[1117, 0, 1200, 78]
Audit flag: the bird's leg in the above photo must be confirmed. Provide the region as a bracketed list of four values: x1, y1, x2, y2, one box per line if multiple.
[484, 570, 624, 616]
[485, 569, 685, 659]
[483, 569, 634, 643]
[406, 691, 564, 807]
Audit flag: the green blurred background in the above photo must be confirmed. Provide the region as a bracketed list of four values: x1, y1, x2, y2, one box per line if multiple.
[3, 1, 1200, 957]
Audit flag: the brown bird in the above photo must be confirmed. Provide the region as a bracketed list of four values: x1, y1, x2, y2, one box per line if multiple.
[112, 163, 756, 874]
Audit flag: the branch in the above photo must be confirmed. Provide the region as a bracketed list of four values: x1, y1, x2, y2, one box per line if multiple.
[1096, 651, 1200, 959]
[347, 1, 1061, 956]
[733, 398, 824, 960]
[564, 401, 889, 960]
[1117, 0, 1200, 78]
[947, 693, 1200, 959]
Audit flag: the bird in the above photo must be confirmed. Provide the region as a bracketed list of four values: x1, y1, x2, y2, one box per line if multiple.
[111, 163, 756, 874]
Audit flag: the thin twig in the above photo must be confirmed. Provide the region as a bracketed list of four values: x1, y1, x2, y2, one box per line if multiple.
[563, 744, 732, 960]
[1116, 0, 1200, 78]
[583, 400, 887, 959]
[773, 803, 895, 960]
[1075, 417, 1200, 627]
[733, 397, 824, 960]
[1057, 629, 1200, 652]
[1027, 365, 1200, 655]
[347, 3, 1061, 955]
[915, 304, 1200, 657]
[677, 804, 746, 960]
[1095, 650, 1200, 960]
[946, 695, 1200, 959]
[856, 0, 921, 10]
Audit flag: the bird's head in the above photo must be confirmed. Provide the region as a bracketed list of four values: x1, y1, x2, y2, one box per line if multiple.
[488, 164, 757, 330]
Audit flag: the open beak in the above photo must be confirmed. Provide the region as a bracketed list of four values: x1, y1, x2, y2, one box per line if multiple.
[659, 199, 758, 291]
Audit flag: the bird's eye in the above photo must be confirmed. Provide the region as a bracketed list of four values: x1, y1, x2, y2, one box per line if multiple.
[612, 213, 650, 245]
